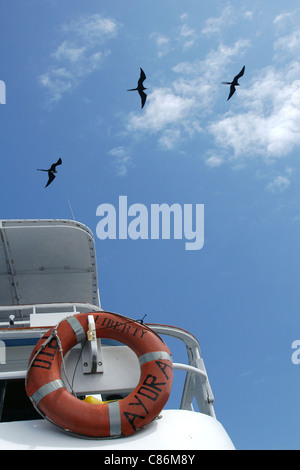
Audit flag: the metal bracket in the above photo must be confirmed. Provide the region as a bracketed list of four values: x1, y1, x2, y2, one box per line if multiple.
[82, 315, 103, 374]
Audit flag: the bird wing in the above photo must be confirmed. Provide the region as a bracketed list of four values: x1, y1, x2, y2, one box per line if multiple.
[45, 172, 56, 188]
[138, 68, 146, 86]
[235, 66, 245, 80]
[139, 90, 147, 108]
[227, 84, 236, 101]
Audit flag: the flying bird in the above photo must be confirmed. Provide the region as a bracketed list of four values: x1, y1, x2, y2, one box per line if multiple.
[222, 65, 245, 101]
[37, 157, 62, 187]
[127, 67, 147, 108]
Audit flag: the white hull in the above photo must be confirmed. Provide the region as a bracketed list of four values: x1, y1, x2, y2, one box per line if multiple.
[0, 410, 234, 450]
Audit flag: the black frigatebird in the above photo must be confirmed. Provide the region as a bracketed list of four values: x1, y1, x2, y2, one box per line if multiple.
[222, 65, 245, 101]
[127, 68, 147, 108]
[37, 157, 62, 187]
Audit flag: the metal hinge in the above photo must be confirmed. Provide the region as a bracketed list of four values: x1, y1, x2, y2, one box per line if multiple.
[82, 314, 103, 374]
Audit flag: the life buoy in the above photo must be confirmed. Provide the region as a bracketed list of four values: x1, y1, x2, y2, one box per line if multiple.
[25, 312, 173, 438]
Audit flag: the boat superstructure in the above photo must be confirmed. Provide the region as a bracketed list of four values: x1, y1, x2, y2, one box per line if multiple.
[0, 219, 234, 450]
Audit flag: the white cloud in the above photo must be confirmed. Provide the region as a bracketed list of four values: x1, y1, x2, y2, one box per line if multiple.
[179, 23, 197, 49]
[158, 129, 182, 150]
[126, 88, 196, 149]
[125, 39, 250, 149]
[267, 175, 290, 193]
[208, 63, 300, 161]
[61, 15, 117, 44]
[204, 10, 300, 175]
[125, 6, 300, 188]
[201, 5, 255, 37]
[205, 154, 224, 168]
[274, 30, 300, 58]
[150, 12, 199, 57]
[201, 5, 236, 36]
[150, 33, 171, 58]
[273, 11, 295, 29]
[243, 11, 254, 21]
[39, 14, 118, 103]
[173, 39, 250, 99]
[108, 146, 133, 177]
[180, 13, 188, 22]
[127, 88, 195, 132]
[273, 10, 300, 60]
[51, 41, 86, 63]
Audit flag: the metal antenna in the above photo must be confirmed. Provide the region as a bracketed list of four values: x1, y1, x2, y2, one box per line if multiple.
[67, 199, 76, 221]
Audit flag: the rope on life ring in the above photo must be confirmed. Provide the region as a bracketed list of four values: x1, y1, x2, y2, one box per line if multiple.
[25, 311, 173, 439]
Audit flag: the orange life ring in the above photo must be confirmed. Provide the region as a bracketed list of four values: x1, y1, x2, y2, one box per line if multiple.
[25, 312, 173, 438]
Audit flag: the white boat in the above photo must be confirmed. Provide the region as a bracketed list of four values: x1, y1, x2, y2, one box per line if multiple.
[0, 219, 235, 450]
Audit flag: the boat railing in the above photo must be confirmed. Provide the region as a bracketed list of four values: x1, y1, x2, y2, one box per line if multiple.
[147, 324, 216, 418]
[0, 302, 103, 327]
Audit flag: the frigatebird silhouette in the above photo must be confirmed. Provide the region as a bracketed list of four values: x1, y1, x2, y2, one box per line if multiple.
[37, 157, 62, 187]
[127, 68, 147, 108]
[222, 65, 245, 101]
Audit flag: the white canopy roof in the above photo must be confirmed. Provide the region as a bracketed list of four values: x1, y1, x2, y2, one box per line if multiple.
[0, 220, 99, 310]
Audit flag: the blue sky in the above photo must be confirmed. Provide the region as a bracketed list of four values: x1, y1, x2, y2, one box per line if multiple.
[1, 0, 300, 449]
